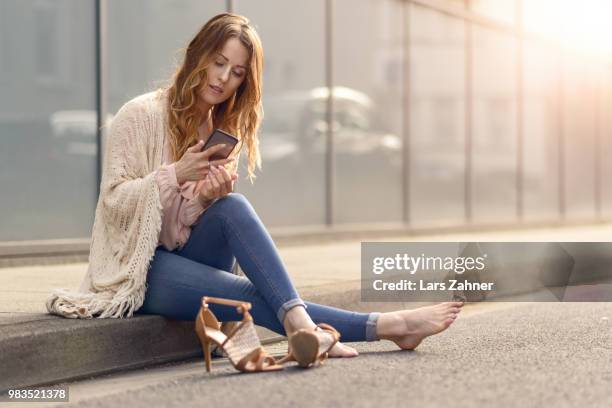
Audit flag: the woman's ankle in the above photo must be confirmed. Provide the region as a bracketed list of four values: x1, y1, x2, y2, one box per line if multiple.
[375, 312, 401, 340]
[283, 305, 315, 335]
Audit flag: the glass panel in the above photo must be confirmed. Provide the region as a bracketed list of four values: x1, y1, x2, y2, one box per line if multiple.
[332, 0, 404, 224]
[522, 42, 561, 220]
[409, 4, 466, 226]
[0, 0, 96, 241]
[601, 67, 612, 217]
[234, 0, 326, 226]
[470, 0, 516, 26]
[562, 55, 597, 218]
[471, 25, 518, 222]
[524, 1, 612, 58]
[523, 0, 563, 39]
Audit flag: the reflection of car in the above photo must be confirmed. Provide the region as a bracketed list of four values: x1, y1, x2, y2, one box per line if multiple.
[237, 86, 403, 224]
[259, 86, 401, 166]
[49, 110, 113, 157]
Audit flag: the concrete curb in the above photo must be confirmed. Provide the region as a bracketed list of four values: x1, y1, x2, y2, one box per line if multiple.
[1, 281, 400, 393]
[1, 313, 201, 393]
[4, 275, 609, 392]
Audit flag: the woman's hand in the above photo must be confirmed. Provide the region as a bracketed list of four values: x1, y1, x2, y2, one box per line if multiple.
[197, 164, 238, 206]
[174, 141, 235, 184]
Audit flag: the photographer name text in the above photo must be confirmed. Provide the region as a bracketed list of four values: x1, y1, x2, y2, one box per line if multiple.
[372, 279, 494, 291]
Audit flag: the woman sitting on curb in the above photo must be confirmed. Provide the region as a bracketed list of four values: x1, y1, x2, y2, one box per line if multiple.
[46, 13, 463, 373]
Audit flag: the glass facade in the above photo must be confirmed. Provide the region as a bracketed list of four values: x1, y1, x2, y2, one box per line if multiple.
[522, 42, 561, 220]
[0, 0, 96, 241]
[409, 4, 466, 226]
[470, 0, 516, 26]
[602, 68, 612, 217]
[234, 0, 327, 227]
[2, 0, 612, 248]
[471, 26, 518, 222]
[562, 56, 599, 219]
[332, 0, 404, 224]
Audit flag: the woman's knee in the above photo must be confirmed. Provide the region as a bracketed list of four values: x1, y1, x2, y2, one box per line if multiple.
[213, 193, 255, 216]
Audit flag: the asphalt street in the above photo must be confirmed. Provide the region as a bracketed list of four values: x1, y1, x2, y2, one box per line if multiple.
[24, 302, 612, 408]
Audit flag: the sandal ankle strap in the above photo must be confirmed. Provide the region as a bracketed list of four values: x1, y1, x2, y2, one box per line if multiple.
[201, 296, 252, 314]
[316, 323, 341, 341]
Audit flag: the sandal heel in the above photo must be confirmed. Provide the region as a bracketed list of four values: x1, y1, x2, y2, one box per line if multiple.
[194, 296, 284, 373]
[203, 339, 212, 372]
[278, 323, 340, 368]
[195, 313, 213, 372]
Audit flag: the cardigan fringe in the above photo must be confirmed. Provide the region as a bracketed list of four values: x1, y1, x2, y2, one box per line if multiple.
[46, 89, 167, 319]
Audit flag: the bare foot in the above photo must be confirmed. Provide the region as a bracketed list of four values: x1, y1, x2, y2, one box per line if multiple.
[327, 341, 359, 358]
[376, 302, 464, 350]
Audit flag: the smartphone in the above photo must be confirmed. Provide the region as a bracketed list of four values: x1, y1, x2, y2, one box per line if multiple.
[201, 128, 239, 161]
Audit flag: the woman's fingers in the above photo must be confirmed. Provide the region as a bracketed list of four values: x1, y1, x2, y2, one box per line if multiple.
[216, 165, 233, 194]
[201, 145, 234, 163]
[208, 170, 222, 197]
[200, 165, 235, 201]
[188, 140, 205, 152]
[202, 177, 212, 196]
[210, 166, 229, 196]
[201, 144, 226, 159]
[210, 157, 235, 167]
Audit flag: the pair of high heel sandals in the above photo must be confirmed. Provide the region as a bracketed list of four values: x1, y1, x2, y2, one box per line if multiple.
[194, 296, 340, 373]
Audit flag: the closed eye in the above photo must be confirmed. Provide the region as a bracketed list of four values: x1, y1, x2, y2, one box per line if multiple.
[214, 61, 244, 77]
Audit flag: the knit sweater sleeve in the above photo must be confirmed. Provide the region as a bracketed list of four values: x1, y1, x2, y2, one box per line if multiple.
[99, 99, 162, 232]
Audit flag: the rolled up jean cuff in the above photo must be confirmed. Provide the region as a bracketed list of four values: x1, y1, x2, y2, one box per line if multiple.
[365, 312, 381, 341]
[276, 298, 308, 324]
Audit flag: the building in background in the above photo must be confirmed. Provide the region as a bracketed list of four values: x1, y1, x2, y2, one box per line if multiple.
[1, 0, 611, 257]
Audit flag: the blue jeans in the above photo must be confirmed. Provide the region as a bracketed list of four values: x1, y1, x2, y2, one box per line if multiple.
[136, 193, 380, 342]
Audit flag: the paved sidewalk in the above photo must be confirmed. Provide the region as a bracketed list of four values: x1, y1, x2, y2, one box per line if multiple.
[2, 223, 612, 392]
[16, 303, 611, 408]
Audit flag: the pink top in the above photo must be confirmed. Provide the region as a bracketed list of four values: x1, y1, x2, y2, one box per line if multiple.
[154, 137, 211, 251]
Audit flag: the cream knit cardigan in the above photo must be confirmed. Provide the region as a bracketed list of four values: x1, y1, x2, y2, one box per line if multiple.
[46, 89, 170, 319]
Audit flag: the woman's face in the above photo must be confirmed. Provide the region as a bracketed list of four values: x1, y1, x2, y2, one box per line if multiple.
[199, 37, 249, 107]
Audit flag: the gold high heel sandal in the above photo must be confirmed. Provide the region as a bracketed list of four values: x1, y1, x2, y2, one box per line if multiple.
[194, 296, 283, 373]
[278, 323, 340, 368]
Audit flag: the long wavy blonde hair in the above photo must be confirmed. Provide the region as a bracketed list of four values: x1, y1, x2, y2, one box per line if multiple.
[165, 13, 263, 182]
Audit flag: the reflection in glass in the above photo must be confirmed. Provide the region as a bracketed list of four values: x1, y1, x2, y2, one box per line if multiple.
[409, 4, 466, 226]
[601, 68, 612, 216]
[471, 25, 518, 222]
[234, 0, 326, 226]
[332, 0, 403, 224]
[0, 0, 96, 240]
[522, 43, 561, 220]
[562, 56, 597, 218]
[470, 0, 516, 26]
